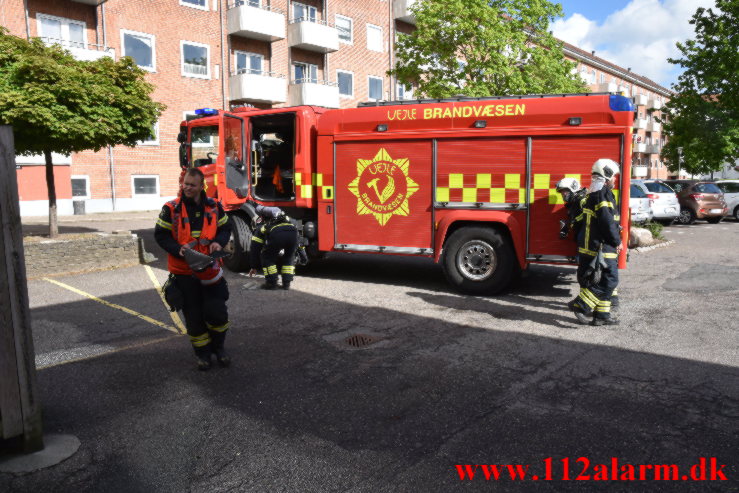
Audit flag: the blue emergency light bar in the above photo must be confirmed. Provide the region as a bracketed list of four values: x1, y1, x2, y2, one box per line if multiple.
[194, 108, 219, 116]
[609, 94, 635, 112]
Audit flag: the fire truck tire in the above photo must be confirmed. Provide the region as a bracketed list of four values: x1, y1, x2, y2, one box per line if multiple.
[442, 226, 515, 295]
[224, 214, 252, 272]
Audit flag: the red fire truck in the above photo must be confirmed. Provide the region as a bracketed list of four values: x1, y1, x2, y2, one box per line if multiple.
[177, 93, 633, 294]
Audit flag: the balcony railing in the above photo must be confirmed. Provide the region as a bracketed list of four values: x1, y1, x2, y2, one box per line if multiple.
[633, 165, 648, 178]
[633, 118, 648, 130]
[393, 0, 418, 25]
[596, 82, 619, 93]
[287, 18, 339, 53]
[288, 79, 339, 108]
[633, 94, 648, 106]
[227, 1, 286, 41]
[633, 142, 648, 153]
[40, 37, 115, 61]
[229, 70, 287, 104]
[649, 99, 663, 110]
[647, 121, 661, 133]
[647, 144, 661, 154]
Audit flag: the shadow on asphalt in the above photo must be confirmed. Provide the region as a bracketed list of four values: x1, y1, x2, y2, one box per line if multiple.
[3, 282, 736, 492]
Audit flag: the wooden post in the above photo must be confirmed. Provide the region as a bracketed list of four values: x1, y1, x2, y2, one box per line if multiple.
[0, 125, 43, 453]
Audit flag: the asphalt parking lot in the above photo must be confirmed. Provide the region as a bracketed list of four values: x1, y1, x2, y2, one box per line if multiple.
[1, 214, 737, 492]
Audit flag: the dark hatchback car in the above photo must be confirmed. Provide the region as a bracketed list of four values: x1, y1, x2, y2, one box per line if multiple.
[662, 180, 727, 224]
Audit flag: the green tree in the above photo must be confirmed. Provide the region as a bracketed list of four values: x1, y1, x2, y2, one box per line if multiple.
[389, 0, 587, 99]
[0, 28, 165, 237]
[660, 0, 738, 176]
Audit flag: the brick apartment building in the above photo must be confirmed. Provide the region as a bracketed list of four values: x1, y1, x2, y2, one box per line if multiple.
[2, 0, 672, 216]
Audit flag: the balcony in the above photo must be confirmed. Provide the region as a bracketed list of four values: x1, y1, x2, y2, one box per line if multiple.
[596, 82, 618, 93]
[393, 0, 418, 25]
[633, 142, 648, 153]
[633, 94, 648, 106]
[633, 165, 648, 178]
[617, 85, 631, 97]
[633, 118, 648, 130]
[288, 80, 339, 108]
[647, 144, 661, 155]
[647, 121, 661, 133]
[41, 37, 115, 61]
[229, 70, 287, 104]
[227, 2, 286, 42]
[287, 19, 339, 53]
[649, 99, 663, 110]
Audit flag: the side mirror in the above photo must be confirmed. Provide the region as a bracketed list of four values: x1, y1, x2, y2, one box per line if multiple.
[179, 143, 189, 169]
[177, 131, 187, 144]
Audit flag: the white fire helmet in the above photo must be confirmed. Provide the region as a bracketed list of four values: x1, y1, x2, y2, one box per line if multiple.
[555, 177, 580, 194]
[592, 159, 620, 179]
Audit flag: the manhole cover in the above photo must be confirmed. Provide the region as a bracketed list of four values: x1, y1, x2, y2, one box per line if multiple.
[345, 333, 379, 348]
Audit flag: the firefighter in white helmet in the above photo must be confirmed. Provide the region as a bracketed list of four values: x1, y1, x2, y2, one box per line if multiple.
[567, 159, 623, 326]
[555, 177, 588, 240]
[155, 168, 232, 370]
[248, 203, 301, 290]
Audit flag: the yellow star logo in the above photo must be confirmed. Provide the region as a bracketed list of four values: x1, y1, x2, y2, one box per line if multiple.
[348, 148, 419, 226]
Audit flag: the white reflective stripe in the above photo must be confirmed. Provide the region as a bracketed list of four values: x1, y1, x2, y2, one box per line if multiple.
[199, 269, 223, 285]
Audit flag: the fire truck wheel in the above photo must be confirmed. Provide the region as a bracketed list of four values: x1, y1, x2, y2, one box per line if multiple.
[442, 226, 515, 295]
[223, 214, 252, 272]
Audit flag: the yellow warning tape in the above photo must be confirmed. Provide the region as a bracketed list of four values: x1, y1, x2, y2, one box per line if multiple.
[43, 277, 181, 335]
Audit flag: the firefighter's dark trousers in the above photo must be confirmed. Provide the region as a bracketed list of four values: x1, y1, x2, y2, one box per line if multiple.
[261, 228, 298, 287]
[175, 275, 230, 355]
[573, 256, 619, 320]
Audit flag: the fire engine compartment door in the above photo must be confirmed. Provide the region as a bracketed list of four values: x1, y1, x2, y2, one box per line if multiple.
[527, 135, 622, 259]
[334, 140, 433, 254]
[222, 113, 248, 200]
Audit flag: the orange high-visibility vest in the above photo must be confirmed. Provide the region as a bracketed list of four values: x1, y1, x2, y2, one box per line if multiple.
[165, 198, 223, 284]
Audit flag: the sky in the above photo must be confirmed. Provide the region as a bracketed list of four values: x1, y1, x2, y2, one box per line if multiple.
[551, 0, 716, 88]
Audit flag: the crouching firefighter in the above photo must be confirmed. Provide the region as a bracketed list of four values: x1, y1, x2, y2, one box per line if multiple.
[555, 177, 588, 240]
[568, 159, 623, 326]
[248, 203, 305, 290]
[155, 168, 232, 370]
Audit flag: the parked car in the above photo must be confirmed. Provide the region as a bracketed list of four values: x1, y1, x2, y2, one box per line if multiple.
[662, 180, 727, 224]
[634, 179, 680, 224]
[629, 183, 653, 224]
[714, 180, 739, 221]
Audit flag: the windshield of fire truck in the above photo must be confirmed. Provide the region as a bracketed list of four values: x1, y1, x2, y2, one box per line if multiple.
[190, 125, 219, 167]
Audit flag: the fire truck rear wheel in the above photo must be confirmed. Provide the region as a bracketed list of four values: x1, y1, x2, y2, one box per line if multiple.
[223, 214, 252, 272]
[442, 226, 515, 295]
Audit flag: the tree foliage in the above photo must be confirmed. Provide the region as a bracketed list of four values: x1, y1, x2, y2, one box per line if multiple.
[0, 28, 165, 235]
[660, 0, 738, 176]
[389, 0, 587, 99]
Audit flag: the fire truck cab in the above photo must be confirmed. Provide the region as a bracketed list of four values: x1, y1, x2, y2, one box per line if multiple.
[178, 93, 634, 294]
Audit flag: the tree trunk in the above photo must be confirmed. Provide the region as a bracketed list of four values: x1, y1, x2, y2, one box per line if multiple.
[44, 149, 58, 238]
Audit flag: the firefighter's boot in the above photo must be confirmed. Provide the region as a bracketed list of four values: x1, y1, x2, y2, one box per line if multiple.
[210, 330, 231, 367]
[193, 346, 212, 371]
[592, 317, 619, 326]
[282, 281, 291, 290]
[567, 299, 591, 325]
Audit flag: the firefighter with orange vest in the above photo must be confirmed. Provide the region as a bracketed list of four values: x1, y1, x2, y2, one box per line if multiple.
[568, 159, 623, 326]
[155, 168, 232, 370]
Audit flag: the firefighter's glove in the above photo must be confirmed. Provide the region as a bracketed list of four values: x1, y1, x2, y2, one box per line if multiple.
[297, 245, 309, 266]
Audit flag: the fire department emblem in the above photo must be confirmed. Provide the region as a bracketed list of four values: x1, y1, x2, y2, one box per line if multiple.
[348, 148, 419, 226]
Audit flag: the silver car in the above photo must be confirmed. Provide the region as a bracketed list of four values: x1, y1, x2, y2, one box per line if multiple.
[636, 179, 680, 224]
[629, 183, 653, 224]
[714, 180, 739, 221]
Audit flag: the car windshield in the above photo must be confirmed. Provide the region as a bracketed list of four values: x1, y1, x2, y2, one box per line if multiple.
[695, 183, 722, 194]
[668, 182, 688, 192]
[644, 182, 674, 193]
[630, 184, 646, 198]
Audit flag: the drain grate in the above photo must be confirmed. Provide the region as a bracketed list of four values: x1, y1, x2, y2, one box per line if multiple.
[344, 333, 379, 348]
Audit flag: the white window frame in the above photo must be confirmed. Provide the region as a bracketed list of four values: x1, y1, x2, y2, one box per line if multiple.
[293, 62, 318, 83]
[131, 175, 160, 197]
[37, 14, 87, 50]
[336, 69, 354, 98]
[368, 76, 383, 101]
[234, 50, 263, 75]
[180, 0, 209, 11]
[366, 24, 383, 52]
[397, 82, 413, 100]
[121, 29, 156, 72]
[71, 175, 91, 200]
[292, 2, 317, 22]
[138, 121, 160, 146]
[335, 15, 353, 44]
[181, 40, 211, 79]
